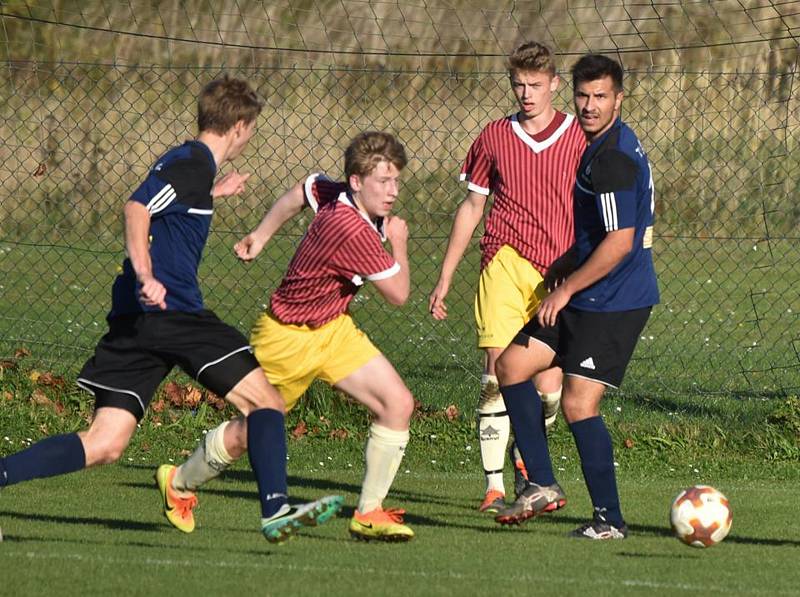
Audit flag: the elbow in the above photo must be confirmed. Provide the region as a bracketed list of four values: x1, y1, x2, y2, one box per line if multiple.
[386, 290, 410, 306]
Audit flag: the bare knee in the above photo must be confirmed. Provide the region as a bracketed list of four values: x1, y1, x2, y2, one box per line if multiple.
[375, 387, 414, 428]
[227, 369, 286, 416]
[79, 432, 131, 466]
[495, 351, 514, 386]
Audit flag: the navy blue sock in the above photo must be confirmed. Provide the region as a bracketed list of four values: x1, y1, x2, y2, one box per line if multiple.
[0, 433, 85, 487]
[247, 408, 288, 519]
[569, 416, 624, 526]
[500, 380, 556, 486]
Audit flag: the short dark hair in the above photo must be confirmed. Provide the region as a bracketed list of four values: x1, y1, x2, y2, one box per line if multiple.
[197, 74, 264, 134]
[571, 54, 623, 93]
[508, 41, 556, 78]
[344, 131, 407, 180]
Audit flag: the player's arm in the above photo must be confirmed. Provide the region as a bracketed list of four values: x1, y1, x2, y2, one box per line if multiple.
[234, 182, 305, 261]
[537, 229, 634, 326]
[372, 216, 410, 306]
[428, 190, 487, 319]
[124, 200, 166, 310]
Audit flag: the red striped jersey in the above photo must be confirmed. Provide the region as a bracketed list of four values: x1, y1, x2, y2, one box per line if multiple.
[270, 174, 400, 327]
[460, 111, 586, 272]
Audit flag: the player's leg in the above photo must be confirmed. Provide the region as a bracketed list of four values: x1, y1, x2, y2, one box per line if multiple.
[561, 375, 627, 538]
[494, 322, 567, 524]
[171, 416, 246, 496]
[534, 367, 563, 429]
[1, 316, 160, 491]
[172, 311, 341, 541]
[332, 354, 415, 542]
[0, 406, 137, 489]
[561, 307, 651, 540]
[475, 247, 532, 510]
[314, 317, 413, 541]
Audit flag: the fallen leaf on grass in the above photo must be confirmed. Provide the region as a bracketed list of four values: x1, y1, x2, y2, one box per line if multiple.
[624, 438, 635, 449]
[30, 389, 53, 407]
[15, 348, 31, 358]
[329, 428, 349, 440]
[37, 372, 66, 388]
[183, 385, 202, 408]
[445, 404, 460, 420]
[291, 420, 308, 440]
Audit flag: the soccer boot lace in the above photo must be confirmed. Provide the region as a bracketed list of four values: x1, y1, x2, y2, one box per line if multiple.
[349, 507, 415, 542]
[156, 464, 198, 533]
[261, 495, 344, 544]
[495, 481, 566, 525]
[569, 508, 628, 540]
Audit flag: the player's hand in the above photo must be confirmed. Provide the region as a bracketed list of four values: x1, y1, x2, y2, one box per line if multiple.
[234, 233, 266, 261]
[536, 285, 571, 327]
[212, 171, 251, 198]
[385, 216, 409, 249]
[429, 279, 450, 320]
[138, 274, 167, 310]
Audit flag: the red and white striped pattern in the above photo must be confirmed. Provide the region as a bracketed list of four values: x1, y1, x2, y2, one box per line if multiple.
[460, 112, 586, 272]
[270, 175, 398, 327]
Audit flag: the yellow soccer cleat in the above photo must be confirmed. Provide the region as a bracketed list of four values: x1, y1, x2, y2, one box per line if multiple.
[349, 507, 415, 542]
[156, 464, 198, 533]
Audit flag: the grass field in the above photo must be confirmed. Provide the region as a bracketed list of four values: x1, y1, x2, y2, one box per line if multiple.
[1, 458, 798, 597]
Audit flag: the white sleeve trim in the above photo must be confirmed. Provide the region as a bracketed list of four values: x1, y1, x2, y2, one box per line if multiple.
[147, 183, 176, 214]
[466, 181, 490, 196]
[600, 192, 619, 231]
[303, 172, 324, 213]
[366, 262, 401, 281]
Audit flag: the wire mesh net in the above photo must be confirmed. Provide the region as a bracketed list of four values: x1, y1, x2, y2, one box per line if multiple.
[0, 1, 798, 396]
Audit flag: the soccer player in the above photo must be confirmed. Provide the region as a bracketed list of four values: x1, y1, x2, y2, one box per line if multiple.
[158, 131, 416, 542]
[493, 54, 659, 539]
[0, 75, 342, 544]
[428, 41, 586, 512]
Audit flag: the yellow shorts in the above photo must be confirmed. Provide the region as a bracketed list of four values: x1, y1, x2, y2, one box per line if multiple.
[249, 312, 380, 412]
[475, 244, 548, 349]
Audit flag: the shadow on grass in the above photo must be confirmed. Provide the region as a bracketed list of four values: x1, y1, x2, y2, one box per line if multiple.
[121, 464, 474, 511]
[0, 526, 287, 557]
[0, 510, 162, 532]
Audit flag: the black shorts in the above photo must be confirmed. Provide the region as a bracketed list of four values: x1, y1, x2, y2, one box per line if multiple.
[77, 310, 260, 420]
[514, 306, 651, 388]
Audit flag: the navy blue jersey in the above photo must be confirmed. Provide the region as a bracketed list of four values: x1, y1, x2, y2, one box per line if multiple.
[570, 118, 659, 312]
[110, 140, 216, 316]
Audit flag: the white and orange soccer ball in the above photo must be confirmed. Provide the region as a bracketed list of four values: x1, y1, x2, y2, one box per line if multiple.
[670, 485, 732, 548]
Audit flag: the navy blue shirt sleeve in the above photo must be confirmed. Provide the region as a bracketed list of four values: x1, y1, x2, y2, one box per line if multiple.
[590, 149, 639, 231]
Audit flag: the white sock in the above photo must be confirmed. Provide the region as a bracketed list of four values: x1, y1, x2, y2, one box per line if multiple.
[541, 386, 562, 427]
[173, 420, 234, 492]
[357, 424, 409, 514]
[477, 374, 509, 495]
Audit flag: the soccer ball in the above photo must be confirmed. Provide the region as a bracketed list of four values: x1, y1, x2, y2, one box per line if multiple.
[670, 485, 732, 548]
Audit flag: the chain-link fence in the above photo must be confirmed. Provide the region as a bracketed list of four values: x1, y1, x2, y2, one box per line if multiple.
[0, 60, 798, 396]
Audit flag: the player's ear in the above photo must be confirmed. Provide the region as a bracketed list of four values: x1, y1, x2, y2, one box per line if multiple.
[550, 74, 560, 92]
[349, 173, 363, 193]
[613, 91, 624, 114]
